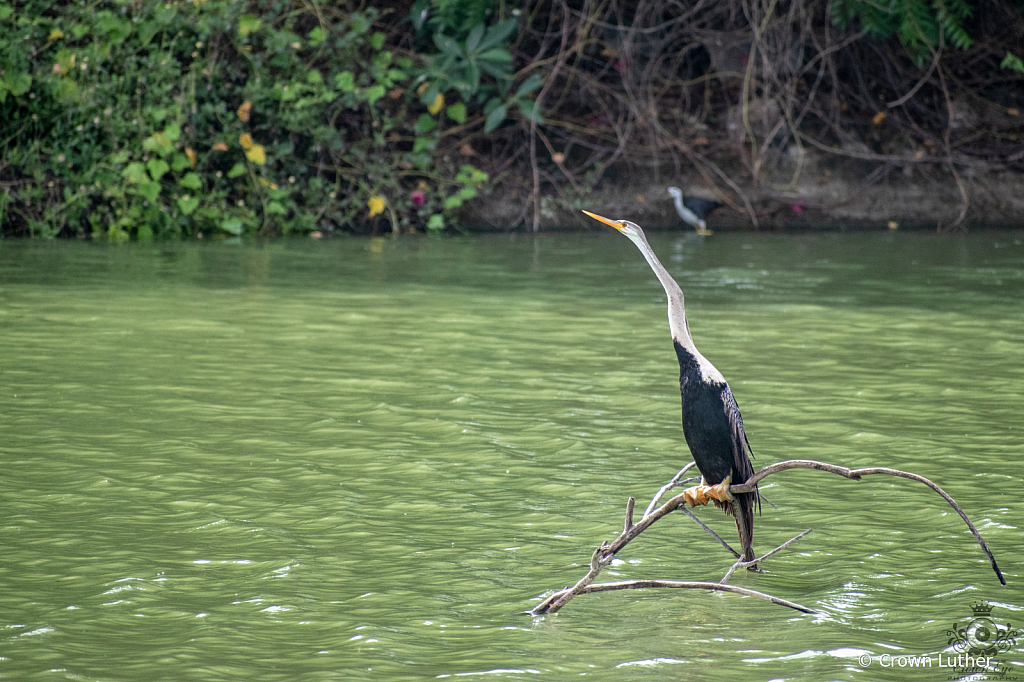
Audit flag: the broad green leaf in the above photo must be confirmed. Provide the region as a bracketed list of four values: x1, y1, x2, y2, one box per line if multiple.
[444, 196, 463, 209]
[239, 14, 262, 36]
[465, 24, 485, 53]
[95, 13, 131, 43]
[137, 182, 161, 202]
[122, 162, 148, 184]
[266, 201, 287, 214]
[478, 19, 518, 52]
[171, 153, 192, 171]
[373, 52, 392, 72]
[426, 213, 445, 232]
[227, 163, 246, 178]
[5, 72, 31, 96]
[446, 102, 467, 124]
[146, 158, 169, 181]
[335, 71, 355, 92]
[415, 113, 437, 134]
[147, 106, 169, 123]
[517, 99, 543, 123]
[478, 57, 512, 80]
[370, 32, 385, 50]
[479, 47, 513, 63]
[179, 172, 202, 190]
[484, 104, 507, 132]
[0, 5, 13, 19]
[221, 219, 244, 235]
[365, 84, 385, 105]
[433, 31, 463, 57]
[457, 187, 477, 200]
[1002, 52, 1024, 74]
[516, 74, 544, 98]
[308, 26, 324, 46]
[138, 20, 160, 47]
[413, 136, 435, 153]
[306, 70, 323, 84]
[409, 0, 430, 31]
[349, 11, 371, 35]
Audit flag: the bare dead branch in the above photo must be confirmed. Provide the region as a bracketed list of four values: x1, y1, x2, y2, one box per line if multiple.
[530, 457, 1005, 616]
[680, 505, 741, 558]
[534, 579, 816, 615]
[643, 462, 698, 517]
[729, 459, 1005, 585]
[720, 528, 812, 583]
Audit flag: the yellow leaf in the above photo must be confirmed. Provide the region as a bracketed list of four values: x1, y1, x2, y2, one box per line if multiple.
[871, 111, 886, 125]
[239, 133, 254, 150]
[49, 29, 64, 40]
[258, 177, 279, 189]
[427, 93, 444, 115]
[245, 144, 266, 165]
[211, 142, 229, 152]
[367, 195, 385, 217]
[237, 101, 252, 122]
[417, 82, 430, 96]
[185, 147, 197, 167]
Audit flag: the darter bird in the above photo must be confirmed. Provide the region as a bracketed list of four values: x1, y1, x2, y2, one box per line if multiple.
[584, 209, 759, 563]
[667, 187, 723, 236]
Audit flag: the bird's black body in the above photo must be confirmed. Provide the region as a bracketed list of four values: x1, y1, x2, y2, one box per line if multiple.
[681, 197, 724, 221]
[674, 341, 758, 560]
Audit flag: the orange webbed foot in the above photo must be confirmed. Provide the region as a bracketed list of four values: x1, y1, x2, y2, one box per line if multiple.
[683, 484, 712, 507]
[704, 473, 734, 503]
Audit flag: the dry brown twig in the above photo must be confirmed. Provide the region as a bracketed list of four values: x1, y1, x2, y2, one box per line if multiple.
[530, 458, 1005, 616]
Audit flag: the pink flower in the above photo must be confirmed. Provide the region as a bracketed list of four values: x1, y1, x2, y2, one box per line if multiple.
[411, 189, 426, 206]
[791, 200, 806, 213]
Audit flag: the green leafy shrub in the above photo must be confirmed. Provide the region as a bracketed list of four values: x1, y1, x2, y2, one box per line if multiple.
[0, 0, 505, 237]
[831, 0, 974, 63]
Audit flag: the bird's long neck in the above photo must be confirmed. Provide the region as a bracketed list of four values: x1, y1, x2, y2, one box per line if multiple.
[671, 192, 687, 218]
[628, 233, 696, 354]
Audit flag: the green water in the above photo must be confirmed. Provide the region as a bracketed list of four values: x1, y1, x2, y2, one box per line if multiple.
[1, 232, 1021, 681]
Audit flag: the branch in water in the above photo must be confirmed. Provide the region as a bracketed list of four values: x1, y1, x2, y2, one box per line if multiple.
[534, 580, 816, 615]
[530, 458, 1005, 616]
[728, 460, 1005, 586]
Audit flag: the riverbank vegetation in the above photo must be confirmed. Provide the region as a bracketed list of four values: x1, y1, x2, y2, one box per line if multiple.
[1, 0, 1021, 237]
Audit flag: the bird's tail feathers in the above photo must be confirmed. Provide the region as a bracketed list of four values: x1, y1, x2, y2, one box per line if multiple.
[733, 491, 756, 563]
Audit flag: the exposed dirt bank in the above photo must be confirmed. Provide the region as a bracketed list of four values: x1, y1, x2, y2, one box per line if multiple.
[465, 148, 1024, 233]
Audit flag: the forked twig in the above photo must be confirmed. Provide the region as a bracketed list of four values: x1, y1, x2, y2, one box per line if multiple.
[643, 462, 698, 517]
[530, 458, 1004, 616]
[720, 528, 812, 584]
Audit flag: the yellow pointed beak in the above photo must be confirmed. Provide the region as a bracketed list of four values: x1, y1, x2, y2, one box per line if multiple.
[582, 210, 624, 231]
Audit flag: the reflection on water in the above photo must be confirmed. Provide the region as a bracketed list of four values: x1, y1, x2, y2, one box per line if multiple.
[1, 232, 1021, 680]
